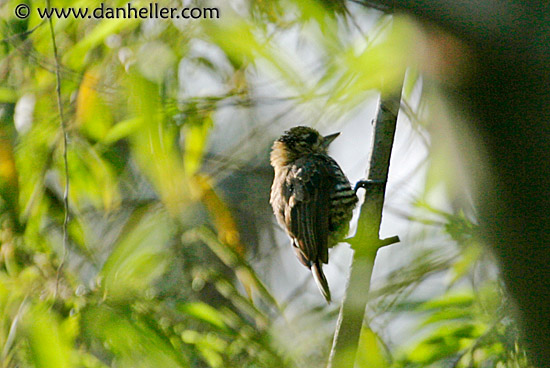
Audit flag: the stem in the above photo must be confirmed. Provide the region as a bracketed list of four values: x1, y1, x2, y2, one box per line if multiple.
[46, 0, 70, 299]
[327, 88, 402, 368]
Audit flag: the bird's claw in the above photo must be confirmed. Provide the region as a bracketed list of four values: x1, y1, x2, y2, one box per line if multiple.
[354, 179, 385, 193]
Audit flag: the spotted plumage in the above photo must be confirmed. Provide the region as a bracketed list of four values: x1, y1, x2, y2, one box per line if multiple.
[270, 126, 357, 302]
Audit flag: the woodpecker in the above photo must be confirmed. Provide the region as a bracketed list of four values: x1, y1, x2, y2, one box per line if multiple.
[270, 126, 358, 303]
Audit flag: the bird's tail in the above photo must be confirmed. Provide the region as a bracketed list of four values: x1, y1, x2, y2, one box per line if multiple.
[311, 262, 331, 303]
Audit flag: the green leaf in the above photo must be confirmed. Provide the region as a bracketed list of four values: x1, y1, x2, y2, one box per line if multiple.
[76, 70, 113, 141]
[355, 326, 390, 368]
[83, 305, 187, 367]
[64, 18, 140, 69]
[181, 330, 227, 368]
[126, 74, 191, 213]
[448, 245, 482, 285]
[102, 117, 144, 144]
[64, 142, 120, 211]
[178, 302, 228, 331]
[183, 115, 213, 178]
[23, 304, 73, 368]
[100, 209, 172, 300]
[186, 227, 279, 309]
[407, 323, 485, 364]
[418, 292, 474, 312]
[0, 88, 17, 103]
[403, 67, 420, 99]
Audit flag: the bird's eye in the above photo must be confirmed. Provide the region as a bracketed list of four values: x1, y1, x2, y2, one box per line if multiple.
[305, 132, 317, 145]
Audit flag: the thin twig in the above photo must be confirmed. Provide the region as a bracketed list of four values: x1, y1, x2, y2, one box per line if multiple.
[46, 0, 70, 299]
[327, 84, 403, 367]
[0, 20, 46, 44]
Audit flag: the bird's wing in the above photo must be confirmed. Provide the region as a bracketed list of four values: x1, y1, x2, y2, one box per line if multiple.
[283, 157, 332, 266]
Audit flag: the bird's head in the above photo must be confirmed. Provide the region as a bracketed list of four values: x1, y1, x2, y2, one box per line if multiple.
[270, 126, 340, 167]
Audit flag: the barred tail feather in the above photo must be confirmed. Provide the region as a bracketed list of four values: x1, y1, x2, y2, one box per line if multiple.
[312, 262, 331, 303]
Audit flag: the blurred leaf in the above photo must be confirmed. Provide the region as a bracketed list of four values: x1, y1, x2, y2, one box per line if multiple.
[403, 67, 419, 99]
[178, 302, 229, 332]
[65, 141, 120, 211]
[0, 88, 17, 103]
[187, 227, 279, 309]
[126, 74, 190, 214]
[181, 330, 227, 368]
[15, 114, 55, 221]
[355, 326, 390, 368]
[183, 116, 213, 178]
[250, 0, 284, 23]
[417, 292, 474, 312]
[191, 175, 243, 255]
[100, 208, 172, 300]
[64, 18, 139, 69]
[0, 131, 18, 217]
[208, 20, 261, 66]
[23, 304, 73, 368]
[421, 307, 473, 327]
[328, 16, 414, 105]
[444, 210, 477, 244]
[83, 304, 188, 367]
[407, 323, 485, 364]
[209, 19, 306, 92]
[204, 271, 272, 330]
[102, 117, 144, 144]
[76, 70, 113, 141]
[448, 244, 481, 285]
[294, 0, 333, 24]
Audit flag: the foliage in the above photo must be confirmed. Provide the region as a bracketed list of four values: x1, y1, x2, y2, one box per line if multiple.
[0, 0, 530, 367]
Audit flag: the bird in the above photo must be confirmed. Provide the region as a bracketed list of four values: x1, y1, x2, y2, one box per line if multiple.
[269, 126, 358, 303]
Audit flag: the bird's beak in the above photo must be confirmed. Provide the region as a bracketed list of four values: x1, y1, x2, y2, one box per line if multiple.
[322, 132, 340, 148]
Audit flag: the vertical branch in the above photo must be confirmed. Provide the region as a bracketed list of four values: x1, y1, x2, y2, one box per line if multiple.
[46, 0, 70, 298]
[327, 87, 402, 368]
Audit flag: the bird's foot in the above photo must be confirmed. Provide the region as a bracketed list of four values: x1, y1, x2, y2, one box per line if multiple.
[354, 179, 385, 193]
